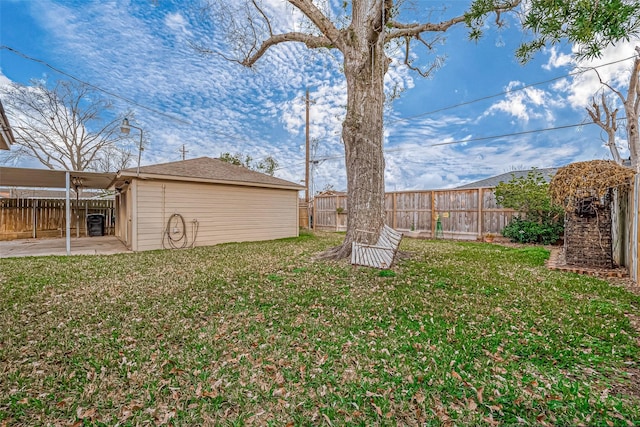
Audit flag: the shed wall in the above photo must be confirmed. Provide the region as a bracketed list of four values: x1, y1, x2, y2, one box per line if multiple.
[133, 180, 299, 251]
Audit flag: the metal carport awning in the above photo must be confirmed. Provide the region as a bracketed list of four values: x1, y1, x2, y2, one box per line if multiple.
[0, 167, 117, 255]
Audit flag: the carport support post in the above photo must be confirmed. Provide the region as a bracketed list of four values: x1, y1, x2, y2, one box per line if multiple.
[32, 199, 37, 239]
[65, 171, 71, 255]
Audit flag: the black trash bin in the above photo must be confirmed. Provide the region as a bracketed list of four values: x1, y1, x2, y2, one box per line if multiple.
[87, 214, 105, 236]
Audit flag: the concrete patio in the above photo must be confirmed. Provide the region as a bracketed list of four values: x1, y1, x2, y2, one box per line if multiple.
[0, 236, 130, 258]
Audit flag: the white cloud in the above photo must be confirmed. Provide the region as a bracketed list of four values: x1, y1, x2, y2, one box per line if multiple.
[164, 12, 193, 38]
[4, 0, 626, 191]
[482, 81, 557, 122]
[542, 46, 573, 70]
[543, 41, 638, 110]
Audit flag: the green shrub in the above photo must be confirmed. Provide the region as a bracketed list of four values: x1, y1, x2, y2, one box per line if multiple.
[495, 170, 564, 244]
[495, 170, 563, 223]
[502, 217, 563, 244]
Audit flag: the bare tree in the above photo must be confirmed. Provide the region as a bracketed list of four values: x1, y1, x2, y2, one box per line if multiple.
[586, 92, 623, 164]
[219, 152, 253, 168]
[255, 155, 278, 176]
[0, 79, 132, 172]
[93, 145, 135, 173]
[219, 151, 279, 176]
[198, 1, 639, 259]
[198, 0, 520, 259]
[590, 47, 640, 170]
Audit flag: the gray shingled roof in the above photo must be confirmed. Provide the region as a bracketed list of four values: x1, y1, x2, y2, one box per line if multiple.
[456, 167, 559, 189]
[119, 157, 303, 190]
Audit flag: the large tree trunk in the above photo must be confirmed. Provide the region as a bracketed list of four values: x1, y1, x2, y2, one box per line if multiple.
[625, 48, 640, 171]
[629, 118, 640, 171]
[211, 0, 476, 261]
[317, 3, 389, 260]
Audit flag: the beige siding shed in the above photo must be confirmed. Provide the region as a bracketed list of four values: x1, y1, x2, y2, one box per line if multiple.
[111, 157, 303, 252]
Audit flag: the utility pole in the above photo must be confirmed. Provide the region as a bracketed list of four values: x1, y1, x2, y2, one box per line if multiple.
[179, 144, 188, 161]
[305, 88, 310, 204]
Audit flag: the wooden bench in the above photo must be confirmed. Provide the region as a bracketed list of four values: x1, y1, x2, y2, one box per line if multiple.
[351, 225, 403, 269]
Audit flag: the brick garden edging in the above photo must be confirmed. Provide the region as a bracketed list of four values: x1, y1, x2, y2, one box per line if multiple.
[546, 248, 628, 278]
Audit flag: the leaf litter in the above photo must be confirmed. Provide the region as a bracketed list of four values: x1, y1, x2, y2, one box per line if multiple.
[0, 232, 638, 425]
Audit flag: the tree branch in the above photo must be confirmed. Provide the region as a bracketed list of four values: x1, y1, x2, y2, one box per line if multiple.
[2, 80, 128, 171]
[287, 0, 342, 48]
[251, 0, 273, 37]
[586, 92, 622, 164]
[386, 14, 467, 40]
[387, 0, 520, 41]
[402, 34, 445, 77]
[243, 32, 334, 67]
[592, 67, 626, 104]
[189, 42, 247, 66]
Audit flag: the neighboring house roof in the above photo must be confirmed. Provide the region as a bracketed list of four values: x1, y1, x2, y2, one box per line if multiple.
[0, 99, 16, 150]
[115, 157, 304, 190]
[456, 167, 559, 189]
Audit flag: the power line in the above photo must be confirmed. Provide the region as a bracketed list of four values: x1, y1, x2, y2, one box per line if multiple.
[287, 54, 637, 157]
[0, 45, 190, 125]
[276, 116, 619, 173]
[1, 45, 298, 148]
[390, 121, 596, 149]
[387, 54, 637, 124]
[4, 45, 631, 171]
[1, 45, 281, 148]
[231, 116, 624, 170]
[6, 45, 634, 130]
[311, 119, 612, 162]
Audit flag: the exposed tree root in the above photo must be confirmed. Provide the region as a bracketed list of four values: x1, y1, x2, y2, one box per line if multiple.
[395, 250, 414, 261]
[314, 243, 352, 261]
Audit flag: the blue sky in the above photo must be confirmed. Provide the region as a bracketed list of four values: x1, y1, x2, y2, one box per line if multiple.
[1, 0, 638, 192]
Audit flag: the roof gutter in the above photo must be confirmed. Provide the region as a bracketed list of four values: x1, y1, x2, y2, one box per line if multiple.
[111, 172, 305, 191]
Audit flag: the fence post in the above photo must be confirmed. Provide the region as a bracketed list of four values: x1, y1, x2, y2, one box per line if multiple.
[307, 187, 518, 239]
[32, 199, 37, 239]
[431, 191, 436, 238]
[478, 188, 483, 238]
[65, 172, 71, 255]
[392, 192, 397, 229]
[337, 195, 342, 232]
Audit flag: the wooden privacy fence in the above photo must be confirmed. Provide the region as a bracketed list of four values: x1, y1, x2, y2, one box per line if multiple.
[0, 198, 115, 241]
[628, 175, 640, 283]
[299, 201, 310, 229]
[313, 188, 516, 239]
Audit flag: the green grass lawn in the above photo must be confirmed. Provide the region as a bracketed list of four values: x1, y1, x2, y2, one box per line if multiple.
[1, 232, 639, 426]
